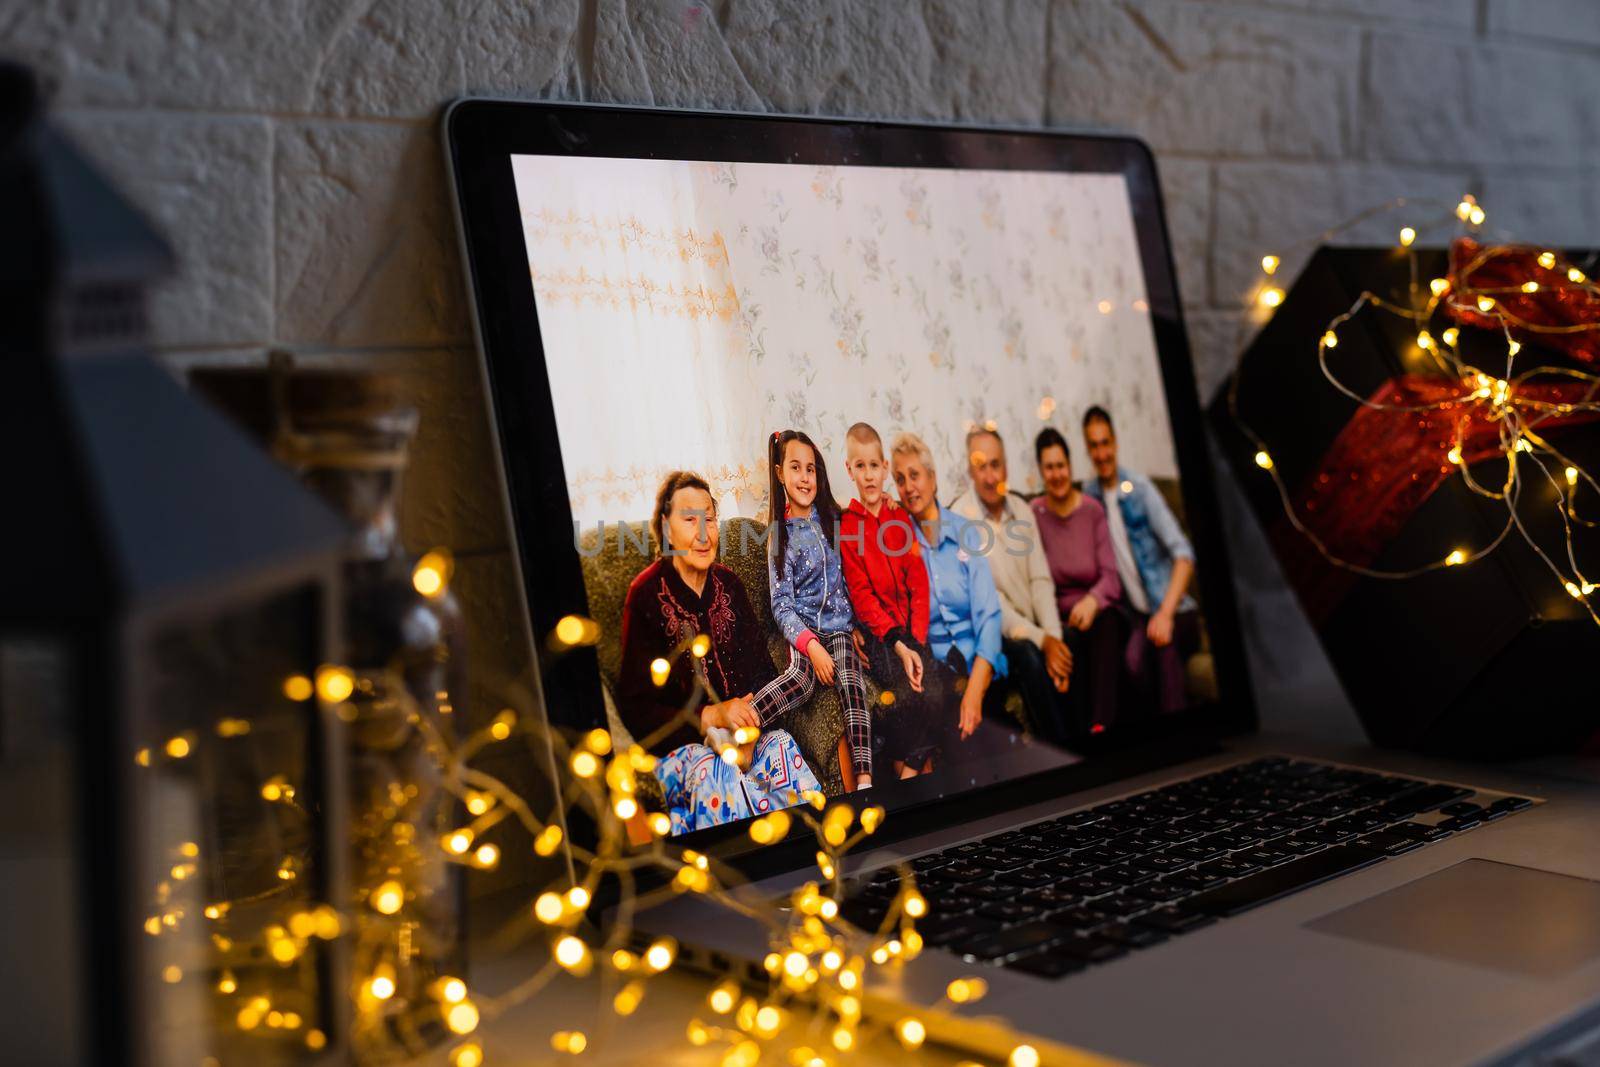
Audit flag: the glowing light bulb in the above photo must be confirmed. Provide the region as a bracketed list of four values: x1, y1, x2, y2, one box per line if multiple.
[614, 982, 644, 1017]
[555, 614, 586, 645]
[314, 666, 354, 703]
[1456, 199, 1473, 220]
[369, 975, 396, 1000]
[1417, 330, 1434, 350]
[282, 675, 314, 702]
[566, 885, 591, 909]
[1398, 227, 1415, 247]
[1322, 330, 1338, 349]
[897, 1018, 927, 1049]
[412, 562, 444, 597]
[1567, 581, 1582, 598]
[647, 812, 671, 836]
[571, 751, 600, 778]
[474, 843, 500, 868]
[1570, 267, 1588, 284]
[371, 879, 404, 915]
[709, 983, 737, 1013]
[1468, 205, 1486, 226]
[1523, 281, 1540, 293]
[465, 791, 492, 816]
[1539, 251, 1557, 269]
[1097, 299, 1113, 315]
[440, 977, 467, 1004]
[534, 893, 564, 923]
[1429, 278, 1449, 297]
[582, 728, 611, 756]
[1447, 445, 1463, 466]
[645, 940, 676, 971]
[1261, 254, 1280, 275]
[754, 1006, 781, 1035]
[444, 829, 474, 854]
[217, 970, 237, 994]
[534, 825, 564, 855]
[451, 1043, 484, 1067]
[904, 893, 927, 918]
[1445, 549, 1468, 566]
[446, 1001, 480, 1035]
[164, 735, 191, 759]
[489, 709, 516, 740]
[1258, 286, 1285, 309]
[554, 935, 589, 970]
[690, 633, 711, 658]
[1011, 1045, 1042, 1067]
[1442, 327, 1459, 347]
[1566, 466, 1579, 486]
[1254, 451, 1274, 470]
[649, 658, 671, 686]
[1477, 295, 1496, 313]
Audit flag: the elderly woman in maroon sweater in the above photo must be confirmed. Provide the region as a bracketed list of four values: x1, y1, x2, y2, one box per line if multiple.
[614, 471, 820, 834]
[1029, 428, 1125, 735]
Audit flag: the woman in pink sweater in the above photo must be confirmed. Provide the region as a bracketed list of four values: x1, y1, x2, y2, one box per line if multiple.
[1029, 428, 1126, 737]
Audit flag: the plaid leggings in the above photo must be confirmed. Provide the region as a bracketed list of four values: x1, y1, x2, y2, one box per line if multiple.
[750, 631, 873, 779]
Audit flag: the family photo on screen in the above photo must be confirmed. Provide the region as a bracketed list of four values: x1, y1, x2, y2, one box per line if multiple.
[516, 155, 1216, 833]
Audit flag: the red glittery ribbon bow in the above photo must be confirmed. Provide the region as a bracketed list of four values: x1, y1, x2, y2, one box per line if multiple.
[1447, 237, 1600, 365]
[1272, 374, 1599, 623]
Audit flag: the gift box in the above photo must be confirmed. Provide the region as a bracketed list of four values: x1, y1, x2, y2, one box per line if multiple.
[1208, 245, 1600, 759]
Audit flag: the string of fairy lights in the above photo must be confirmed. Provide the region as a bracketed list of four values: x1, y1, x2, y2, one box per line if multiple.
[1231, 193, 1600, 625]
[136, 545, 1048, 1067]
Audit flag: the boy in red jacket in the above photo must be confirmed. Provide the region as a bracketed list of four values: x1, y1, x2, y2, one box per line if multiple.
[838, 422, 955, 777]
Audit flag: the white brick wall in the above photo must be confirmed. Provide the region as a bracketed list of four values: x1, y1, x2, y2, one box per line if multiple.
[11, 1, 1600, 836]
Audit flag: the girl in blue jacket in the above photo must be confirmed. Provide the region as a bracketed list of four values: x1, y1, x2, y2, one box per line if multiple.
[767, 429, 874, 789]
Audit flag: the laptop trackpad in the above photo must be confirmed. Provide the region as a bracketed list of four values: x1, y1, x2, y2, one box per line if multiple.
[1306, 859, 1600, 979]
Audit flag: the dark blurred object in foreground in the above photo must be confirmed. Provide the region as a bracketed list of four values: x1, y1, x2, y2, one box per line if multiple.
[0, 62, 349, 1066]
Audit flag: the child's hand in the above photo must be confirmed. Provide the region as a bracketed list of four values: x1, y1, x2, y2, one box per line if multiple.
[806, 641, 836, 686]
[851, 629, 868, 661]
[893, 640, 923, 692]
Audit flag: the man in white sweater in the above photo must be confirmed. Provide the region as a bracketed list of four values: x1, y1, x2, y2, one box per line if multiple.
[949, 426, 1078, 744]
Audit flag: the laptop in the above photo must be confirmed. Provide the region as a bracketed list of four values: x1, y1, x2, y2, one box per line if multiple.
[445, 100, 1600, 1066]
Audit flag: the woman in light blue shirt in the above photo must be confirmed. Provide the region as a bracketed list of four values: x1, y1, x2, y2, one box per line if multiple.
[888, 431, 1008, 750]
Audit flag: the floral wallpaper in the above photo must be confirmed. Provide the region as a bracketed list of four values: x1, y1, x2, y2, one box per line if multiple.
[513, 154, 1179, 526]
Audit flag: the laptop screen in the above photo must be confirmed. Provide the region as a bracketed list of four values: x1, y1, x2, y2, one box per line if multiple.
[509, 152, 1216, 837]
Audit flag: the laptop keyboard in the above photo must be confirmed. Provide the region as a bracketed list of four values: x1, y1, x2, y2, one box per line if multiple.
[841, 756, 1534, 980]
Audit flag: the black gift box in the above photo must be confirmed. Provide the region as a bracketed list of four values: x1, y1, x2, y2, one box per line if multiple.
[1209, 247, 1600, 759]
